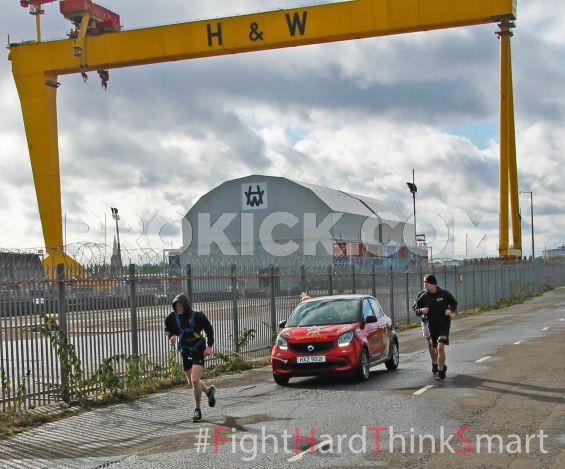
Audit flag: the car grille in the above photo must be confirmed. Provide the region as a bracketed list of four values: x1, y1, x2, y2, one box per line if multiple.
[290, 341, 334, 354]
[280, 359, 349, 372]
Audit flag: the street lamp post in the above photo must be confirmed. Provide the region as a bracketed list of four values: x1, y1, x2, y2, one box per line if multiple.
[406, 169, 417, 247]
[110, 207, 122, 267]
[518, 191, 534, 259]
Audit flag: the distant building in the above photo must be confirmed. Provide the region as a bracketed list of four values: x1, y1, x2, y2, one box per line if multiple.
[0, 251, 44, 282]
[180, 174, 426, 265]
[542, 245, 565, 258]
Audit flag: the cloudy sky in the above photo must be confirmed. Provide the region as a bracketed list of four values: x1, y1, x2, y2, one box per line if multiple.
[1, 0, 564, 262]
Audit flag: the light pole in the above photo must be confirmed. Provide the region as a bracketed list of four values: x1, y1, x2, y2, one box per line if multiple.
[519, 191, 534, 259]
[110, 207, 122, 267]
[406, 169, 417, 248]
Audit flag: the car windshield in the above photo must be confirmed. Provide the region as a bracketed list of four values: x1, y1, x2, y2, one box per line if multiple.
[287, 298, 361, 326]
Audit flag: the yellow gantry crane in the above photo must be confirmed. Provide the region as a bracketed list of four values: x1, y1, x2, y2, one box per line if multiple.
[9, 0, 520, 270]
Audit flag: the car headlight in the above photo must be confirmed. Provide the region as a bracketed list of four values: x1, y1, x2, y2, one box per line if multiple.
[338, 331, 354, 347]
[276, 335, 288, 350]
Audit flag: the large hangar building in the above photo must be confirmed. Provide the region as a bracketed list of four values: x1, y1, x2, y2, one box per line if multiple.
[181, 175, 423, 264]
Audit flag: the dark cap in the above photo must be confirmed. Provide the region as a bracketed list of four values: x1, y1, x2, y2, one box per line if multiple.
[424, 274, 437, 285]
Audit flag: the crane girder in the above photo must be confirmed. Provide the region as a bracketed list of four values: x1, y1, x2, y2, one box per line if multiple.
[11, 0, 517, 75]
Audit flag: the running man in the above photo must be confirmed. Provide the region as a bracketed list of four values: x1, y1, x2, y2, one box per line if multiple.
[412, 274, 457, 381]
[165, 293, 216, 422]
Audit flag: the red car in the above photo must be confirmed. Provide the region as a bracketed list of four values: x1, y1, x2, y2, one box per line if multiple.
[271, 294, 399, 385]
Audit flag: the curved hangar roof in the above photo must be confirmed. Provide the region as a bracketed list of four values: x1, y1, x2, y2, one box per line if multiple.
[294, 179, 406, 220]
[186, 174, 408, 222]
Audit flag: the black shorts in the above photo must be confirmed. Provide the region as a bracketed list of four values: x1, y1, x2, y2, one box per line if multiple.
[431, 334, 449, 347]
[430, 324, 450, 347]
[181, 350, 205, 370]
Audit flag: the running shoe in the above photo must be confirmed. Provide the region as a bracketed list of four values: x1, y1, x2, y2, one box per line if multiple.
[207, 385, 216, 408]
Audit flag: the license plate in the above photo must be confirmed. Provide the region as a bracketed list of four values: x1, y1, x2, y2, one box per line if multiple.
[297, 355, 326, 364]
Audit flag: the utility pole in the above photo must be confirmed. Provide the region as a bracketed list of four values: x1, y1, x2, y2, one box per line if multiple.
[406, 170, 417, 247]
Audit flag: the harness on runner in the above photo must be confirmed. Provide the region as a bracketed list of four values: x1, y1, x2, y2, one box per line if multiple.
[174, 309, 206, 355]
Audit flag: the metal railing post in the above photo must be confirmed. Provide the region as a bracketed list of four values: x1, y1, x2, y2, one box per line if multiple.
[57, 263, 70, 403]
[454, 265, 458, 312]
[129, 264, 139, 356]
[389, 265, 395, 325]
[186, 264, 193, 305]
[405, 271, 410, 321]
[270, 265, 277, 334]
[473, 265, 477, 310]
[443, 265, 448, 289]
[231, 264, 239, 341]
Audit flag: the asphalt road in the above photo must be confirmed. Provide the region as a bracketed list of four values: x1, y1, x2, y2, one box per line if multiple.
[0, 288, 564, 468]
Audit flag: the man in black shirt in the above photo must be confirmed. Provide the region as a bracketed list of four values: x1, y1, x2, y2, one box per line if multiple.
[165, 293, 216, 422]
[413, 274, 457, 381]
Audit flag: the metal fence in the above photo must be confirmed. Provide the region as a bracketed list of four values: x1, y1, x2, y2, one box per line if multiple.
[2, 255, 565, 411]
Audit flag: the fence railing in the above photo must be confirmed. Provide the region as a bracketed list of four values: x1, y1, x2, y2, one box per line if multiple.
[1, 257, 564, 411]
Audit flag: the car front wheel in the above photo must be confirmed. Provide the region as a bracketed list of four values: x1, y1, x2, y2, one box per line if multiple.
[273, 373, 290, 386]
[357, 348, 370, 381]
[385, 340, 399, 370]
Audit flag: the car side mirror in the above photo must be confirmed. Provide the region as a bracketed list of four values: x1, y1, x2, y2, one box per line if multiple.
[364, 315, 378, 324]
[278, 320, 287, 329]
